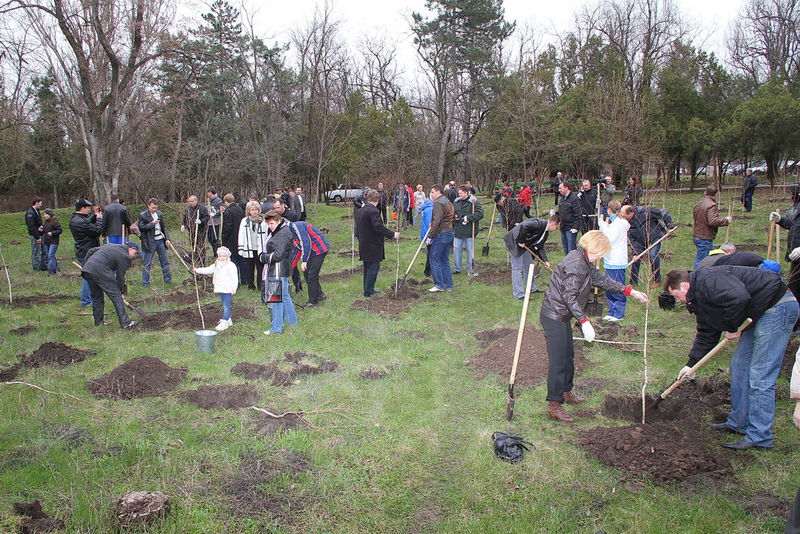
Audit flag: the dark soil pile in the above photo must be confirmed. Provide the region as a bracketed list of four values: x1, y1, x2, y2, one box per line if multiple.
[1, 342, 96, 381]
[2, 294, 72, 308]
[350, 278, 433, 318]
[182, 384, 261, 409]
[469, 263, 512, 287]
[224, 450, 308, 525]
[575, 422, 733, 484]
[475, 328, 515, 347]
[10, 324, 36, 335]
[232, 351, 338, 386]
[12, 500, 65, 533]
[87, 356, 188, 400]
[131, 292, 200, 307]
[336, 249, 357, 257]
[467, 325, 587, 387]
[139, 303, 256, 331]
[252, 411, 308, 436]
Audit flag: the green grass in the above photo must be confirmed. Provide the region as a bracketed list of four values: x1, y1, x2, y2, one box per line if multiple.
[0, 191, 798, 533]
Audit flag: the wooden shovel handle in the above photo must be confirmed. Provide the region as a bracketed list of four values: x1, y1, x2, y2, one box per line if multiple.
[767, 220, 776, 259]
[485, 203, 497, 243]
[508, 263, 536, 388]
[522, 245, 554, 272]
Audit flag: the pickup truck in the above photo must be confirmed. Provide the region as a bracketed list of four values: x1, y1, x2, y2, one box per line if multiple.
[325, 184, 363, 202]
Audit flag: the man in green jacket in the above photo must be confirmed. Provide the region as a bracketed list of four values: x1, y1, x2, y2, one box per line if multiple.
[452, 185, 484, 275]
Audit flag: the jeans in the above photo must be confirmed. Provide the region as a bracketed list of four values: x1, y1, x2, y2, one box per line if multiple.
[630, 243, 661, 285]
[541, 312, 575, 402]
[692, 236, 714, 269]
[453, 237, 474, 273]
[429, 231, 454, 289]
[726, 297, 799, 447]
[304, 253, 326, 304]
[561, 229, 578, 253]
[268, 276, 297, 333]
[605, 268, 627, 319]
[510, 251, 536, 298]
[413, 207, 421, 226]
[47, 244, 59, 273]
[107, 235, 123, 245]
[219, 293, 232, 321]
[77, 256, 92, 307]
[142, 239, 172, 286]
[30, 236, 46, 271]
[363, 261, 381, 296]
[743, 190, 754, 212]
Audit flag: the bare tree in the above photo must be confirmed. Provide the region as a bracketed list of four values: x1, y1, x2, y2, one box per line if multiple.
[353, 35, 401, 109]
[2, 0, 175, 203]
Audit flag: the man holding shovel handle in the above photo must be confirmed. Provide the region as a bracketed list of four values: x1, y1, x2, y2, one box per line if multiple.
[664, 266, 798, 450]
[502, 213, 559, 299]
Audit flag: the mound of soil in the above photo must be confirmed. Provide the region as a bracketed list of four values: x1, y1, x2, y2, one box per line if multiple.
[336, 249, 357, 257]
[575, 422, 733, 484]
[467, 325, 586, 387]
[181, 384, 261, 409]
[232, 351, 338, 386]
[2, 294, 72, 308]
[114, 491, 169, 528]
[475, 328, 515, 347]
[350, 278, 433, 318]
[252, 411, 308, 436]
[224, 450, 308, 524]
[469, 263, 512, 287]
[231, 362, 276, 380]
[10, 324, 36, 335]
[130, 292, 200, 307]
[319, 268, 358, 282]
[13, 500, 65, 533]
[87, 356, 188, 400]
[139, 303, 256, 331]
[1, 342, 97, 381]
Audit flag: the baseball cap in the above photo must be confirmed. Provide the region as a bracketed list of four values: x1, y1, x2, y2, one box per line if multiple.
[75, 198, 93, 210]
[125, 241, 140, 255]
[44, 208, 55, 216]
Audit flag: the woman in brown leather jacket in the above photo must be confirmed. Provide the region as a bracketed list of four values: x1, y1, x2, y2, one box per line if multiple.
[540, 230, 650, 422]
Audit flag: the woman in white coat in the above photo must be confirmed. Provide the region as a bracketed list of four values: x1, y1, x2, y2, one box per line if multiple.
[238, 201, 268, 290]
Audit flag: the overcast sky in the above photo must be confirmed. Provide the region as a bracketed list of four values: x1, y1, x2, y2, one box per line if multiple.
[180, 0, 745, 83]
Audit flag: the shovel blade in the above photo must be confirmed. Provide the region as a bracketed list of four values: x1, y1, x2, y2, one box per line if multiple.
[481, 244, 490, 257]
[585, 298, 604, 317]
[505, 384, 515, 420]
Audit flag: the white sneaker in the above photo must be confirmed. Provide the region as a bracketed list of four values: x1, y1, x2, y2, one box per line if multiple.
[606, 316, 621, 322]
[215, 320, 229, 332]
[602, 315, 614, 321]
[428, 286, 444, 292]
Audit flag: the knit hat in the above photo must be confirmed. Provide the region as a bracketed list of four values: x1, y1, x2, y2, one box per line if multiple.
[216, 246, 231, 258]
[44, 208, 55, 216]
[125, 241, 140, 255]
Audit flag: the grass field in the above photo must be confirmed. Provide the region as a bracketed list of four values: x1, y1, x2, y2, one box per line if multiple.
[0, 189, 798, 533]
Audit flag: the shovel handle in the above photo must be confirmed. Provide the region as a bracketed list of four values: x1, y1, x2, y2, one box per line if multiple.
[403, 228, 430, 280]
[522, 245, 553, 272]
[508, 263, 536, 389]
[659, 318, 752, 400]
[485, 203, 497, 243]
[767, 220, 776, 259]
[626, 226, 678, 268]
[168, 241, 193, 273]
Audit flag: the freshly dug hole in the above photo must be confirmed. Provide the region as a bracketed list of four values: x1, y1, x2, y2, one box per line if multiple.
[181, 384, 261, 409]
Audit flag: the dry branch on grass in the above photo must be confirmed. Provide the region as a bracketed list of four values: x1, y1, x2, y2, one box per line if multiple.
[1, 381, 118, 413]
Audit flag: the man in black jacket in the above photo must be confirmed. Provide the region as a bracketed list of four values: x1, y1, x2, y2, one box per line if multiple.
[24, 197, 47, 271]
[221, 193, 244, 283]
[355, 189, 399, 297]
[557, 181, 581, 253]
[272, 197, 299, 222]
[138, 198, 172, 287]
[577, 180, 598, 234]
[102, 194, 131, 244]
[376, 182, 389, 223]
[503, 214, 559, 298]
[741, 169, 757, 212]
[665, 266, 799, 450]
[182, 195, 209, 266]
[621, 204, 674, 286]
[70, 198, 104, 307]
[206, 187, 224, 255]
[82, 242, 140, 328]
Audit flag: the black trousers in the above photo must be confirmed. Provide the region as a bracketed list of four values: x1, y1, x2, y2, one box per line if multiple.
[84, 273, 130, 327]
[363, 261, 381, 296]
[241, 255, 263, 290]
[787, 487, 800, 534]
[541, 311, 575, 402]
[304, 253, 327, 303]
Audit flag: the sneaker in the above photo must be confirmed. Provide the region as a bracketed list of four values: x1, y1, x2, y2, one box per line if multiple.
[606, 316, 621, 322]
[264, 329, 281, 335]
[215, 320, 230, 332]
[122, 321, 139, 329]
[602, 315, 614, 321]
[428, 286, 444, 292]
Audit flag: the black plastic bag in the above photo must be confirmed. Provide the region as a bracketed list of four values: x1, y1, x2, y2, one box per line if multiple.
[492, 431, 535, 463]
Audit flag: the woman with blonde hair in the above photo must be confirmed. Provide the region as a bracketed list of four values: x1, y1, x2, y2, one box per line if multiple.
[539, 230, 649, 422]
[238, 201, 268, 290]
[413, 184, 426, 225]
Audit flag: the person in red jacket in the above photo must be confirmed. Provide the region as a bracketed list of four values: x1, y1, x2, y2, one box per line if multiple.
[405, 182, 415, 226]
[517, 183, 532, 219]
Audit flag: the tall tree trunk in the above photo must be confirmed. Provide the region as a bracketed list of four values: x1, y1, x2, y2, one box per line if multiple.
[169, 101, 184, 203]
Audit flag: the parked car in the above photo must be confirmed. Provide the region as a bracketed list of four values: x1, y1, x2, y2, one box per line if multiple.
[325, 184, 363, 202]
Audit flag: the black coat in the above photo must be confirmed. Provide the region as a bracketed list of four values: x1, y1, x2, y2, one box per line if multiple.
[259, 219, 293, 277]
[42, 219, 62, 246]
[558, 192, 581, 231]
[577, 189, 598, 217]
[221, 203, 244, 254]
[503, 218, 549, 261]
[685, 265, 788, 365]
[137, 209, 171, 253]
[24, 206, 43, 237]
[69, 212, 103, 259]
[83, 244, 131, 287]
[777, 209, 800, 262]
[355, 203, 395, 262]
[183, 204, 209, 237]
[102, 201, 131, 237]
[628, 207, 673, 249]
[280, 207, 299, 222]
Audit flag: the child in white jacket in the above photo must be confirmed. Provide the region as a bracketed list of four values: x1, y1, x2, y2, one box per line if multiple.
[598, 200, 630, 322]
[193, 246, 239, 331]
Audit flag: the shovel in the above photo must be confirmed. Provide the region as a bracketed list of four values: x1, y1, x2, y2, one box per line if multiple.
[72, 261, 149, 320]
[468, 201, 479, 276]
[521, 245, 553, 273]
[506, 263, 536, 421]
[650, 318, 752, 410]
[482, 203, 497, 257]
[398, 228, 430, 289]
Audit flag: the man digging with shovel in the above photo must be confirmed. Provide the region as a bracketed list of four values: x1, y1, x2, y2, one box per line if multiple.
[82, 242, 141, 329]
[664, 266, 798, 450]
[503, 213, 559, 299]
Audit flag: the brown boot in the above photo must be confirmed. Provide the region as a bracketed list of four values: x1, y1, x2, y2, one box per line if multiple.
[563, 391, 586, 404]
[548, 401, 574, 422]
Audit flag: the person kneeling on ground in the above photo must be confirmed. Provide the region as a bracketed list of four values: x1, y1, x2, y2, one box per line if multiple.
[82, 242, 140, 329]
[502, 213, 559, 299]
[540, 231, 649, 422]
[664, 266, 798, 450]
[194, 246, 239, 331]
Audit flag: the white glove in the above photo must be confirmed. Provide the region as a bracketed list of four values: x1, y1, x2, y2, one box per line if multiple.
[677, 366, 696, 381]
[462, 216, 469, 225]
[180, 225, 186, 233]
[581, 321, 595, 343]
[770, 211, 781, 222]
[790, 247, 800, 261]
[570, 228, 578, 234]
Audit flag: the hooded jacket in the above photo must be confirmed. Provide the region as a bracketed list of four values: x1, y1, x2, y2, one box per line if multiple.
[419, 199, 434, 241]
[628, 207, 673, 249]
[453, 194, 484, 238]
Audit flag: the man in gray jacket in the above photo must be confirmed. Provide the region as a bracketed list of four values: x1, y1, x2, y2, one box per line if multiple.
[82, 242, 140, 328]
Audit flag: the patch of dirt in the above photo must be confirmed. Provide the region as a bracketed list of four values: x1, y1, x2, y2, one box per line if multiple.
[474, 328, 515, 347]
[736, 244, 767, 252]
[130, 292, 202, 307]
[350, 278, 434, 318]
[360, 367, 388, 379]
[741, 493, 791, 519]
[10, 324, 36, 335]
[469, 263, 512, 286]
[574, 377, 613, 394]
[139, 303, 256, 331]
[2, 294, 72, 308]
[181, 384, 261, 409]
[12, 500, 66, 533]
[9, 240, 22, 245]
[233, 352, 338, 386]
[575, 422, 734, 484]
[252, 411, 308, 436]
[336, 249, 357, 257]
[398, 330, 425, 339]
[1, 342, 96, 381]
[224, 450, 308, 525]
[231, 361, 276, 380]
[319, 268, 358, 282]
[87, 356, 188, 400]
[466, 324, 587, 387]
